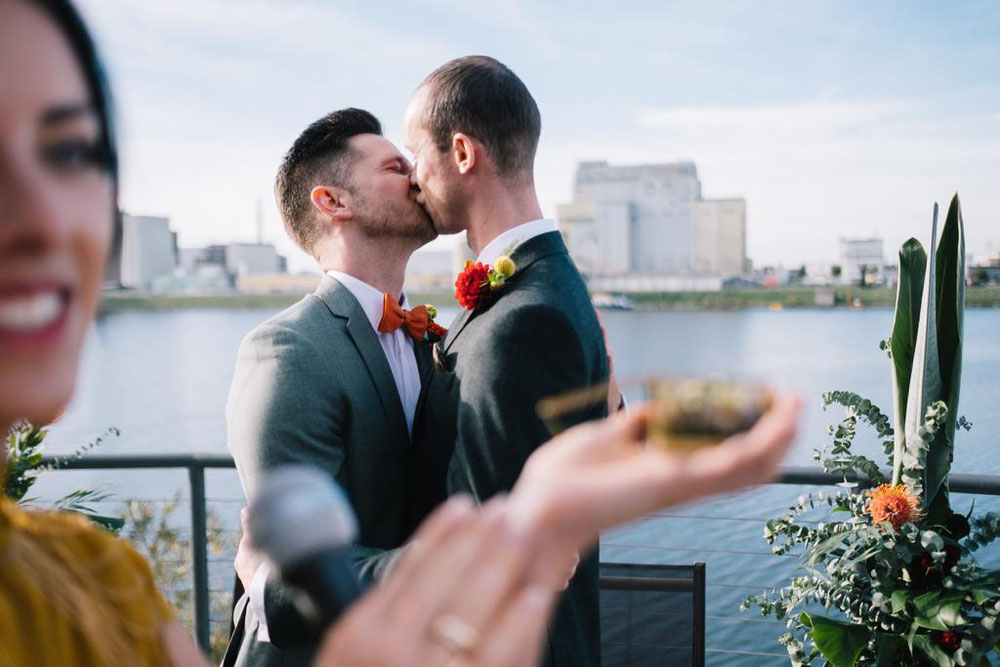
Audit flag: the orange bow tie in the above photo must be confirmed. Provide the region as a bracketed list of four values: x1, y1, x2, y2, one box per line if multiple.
[377, 293, 430, 342]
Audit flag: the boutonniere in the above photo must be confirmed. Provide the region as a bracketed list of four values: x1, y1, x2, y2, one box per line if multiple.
[454, 245, 519, 312]
[423, 305, 448, 342]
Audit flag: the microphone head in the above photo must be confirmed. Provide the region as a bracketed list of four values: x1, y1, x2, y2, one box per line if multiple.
[248, 465, 358, 572]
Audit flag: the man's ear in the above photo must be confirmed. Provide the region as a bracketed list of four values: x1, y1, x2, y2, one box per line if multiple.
[310, 185, 353, 222]
[452, 133, 476, 175]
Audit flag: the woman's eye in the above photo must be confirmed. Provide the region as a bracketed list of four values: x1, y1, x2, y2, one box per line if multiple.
[41, 139, 106, 172]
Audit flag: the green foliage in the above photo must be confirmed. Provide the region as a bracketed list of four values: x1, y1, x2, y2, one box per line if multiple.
[4, 422, 123, 530]
[896, 196, 966, 519]
[4, 423, 46, 500]
[889, 237, 926, 483]
[801, 613, 870, 667]
[743, 196, 999, 666]
[119, 497, 235, 663]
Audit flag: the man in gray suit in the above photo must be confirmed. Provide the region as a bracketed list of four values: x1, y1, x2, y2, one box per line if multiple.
[404, 57, 619, 666]
[223, 108, 442, 666]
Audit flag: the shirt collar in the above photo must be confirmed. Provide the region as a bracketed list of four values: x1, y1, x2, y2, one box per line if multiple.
[326, 270, 409, 332]
[476, 218, 557, 266]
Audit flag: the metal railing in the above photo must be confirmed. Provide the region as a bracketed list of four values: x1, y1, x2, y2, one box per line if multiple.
[41, 454, 235, 652]
[39, 454, 1000, 654]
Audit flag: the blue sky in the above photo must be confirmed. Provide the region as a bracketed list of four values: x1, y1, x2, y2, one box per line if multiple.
[76, 0, 1000, 273]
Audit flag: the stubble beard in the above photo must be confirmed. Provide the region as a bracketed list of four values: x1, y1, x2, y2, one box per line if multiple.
[354, 192, 436, 245]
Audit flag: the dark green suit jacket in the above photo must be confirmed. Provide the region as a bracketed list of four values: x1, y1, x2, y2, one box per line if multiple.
[414, 231, 610, 666]
[223, 275, 432, 666]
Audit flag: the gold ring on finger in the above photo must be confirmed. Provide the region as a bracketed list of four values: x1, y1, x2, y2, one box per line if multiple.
[429, 614, 480, 654]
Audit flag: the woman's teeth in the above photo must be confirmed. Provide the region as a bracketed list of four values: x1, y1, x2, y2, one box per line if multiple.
[0, 291, 64, 331]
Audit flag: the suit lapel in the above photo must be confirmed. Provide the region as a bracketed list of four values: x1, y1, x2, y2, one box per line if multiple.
[443, 307, 474, 353]
[444, 231, 569, 352]
[314, 275, 408, 443]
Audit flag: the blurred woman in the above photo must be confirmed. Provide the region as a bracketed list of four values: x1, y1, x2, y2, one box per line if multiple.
[0, 0, 208, 662]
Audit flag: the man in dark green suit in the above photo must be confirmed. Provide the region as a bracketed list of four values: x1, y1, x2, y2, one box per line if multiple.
[405, 56, 619, 667]
[223, 109, 443, 666]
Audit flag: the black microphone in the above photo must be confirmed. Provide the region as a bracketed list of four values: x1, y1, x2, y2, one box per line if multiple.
[247, 465, 366, 630]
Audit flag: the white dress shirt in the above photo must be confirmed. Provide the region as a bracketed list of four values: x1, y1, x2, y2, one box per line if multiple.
[248, 270, 422, 643]
[325, 270, 422, 434]
[476, 218, 557, 265]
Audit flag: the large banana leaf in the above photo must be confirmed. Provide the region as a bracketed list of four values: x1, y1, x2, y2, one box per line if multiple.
[890, 238, 927, 484]
[903, 204, 943, 504]
[925, 194, 966, 514]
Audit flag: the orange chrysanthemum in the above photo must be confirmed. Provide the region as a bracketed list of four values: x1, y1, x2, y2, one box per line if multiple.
[867, 484, 920, 530]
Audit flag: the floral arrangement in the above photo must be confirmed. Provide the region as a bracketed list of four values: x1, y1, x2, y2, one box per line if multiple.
[455, 253, 517, 311]
[743, 195, 1000, 666]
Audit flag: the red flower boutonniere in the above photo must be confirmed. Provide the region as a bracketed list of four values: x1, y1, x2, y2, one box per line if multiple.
[454, 253, 517, 311]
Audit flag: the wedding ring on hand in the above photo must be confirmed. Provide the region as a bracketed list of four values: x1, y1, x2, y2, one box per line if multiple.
[429, 614, 480, 654]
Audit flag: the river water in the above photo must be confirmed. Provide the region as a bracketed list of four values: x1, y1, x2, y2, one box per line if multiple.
[33, 306, 1000, 664]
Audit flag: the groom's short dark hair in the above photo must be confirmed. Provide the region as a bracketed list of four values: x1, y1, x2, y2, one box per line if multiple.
[275, 108, 382, 253]
[418, 56, 540, 181]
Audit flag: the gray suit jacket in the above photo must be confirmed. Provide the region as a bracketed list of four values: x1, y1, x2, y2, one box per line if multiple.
[414, 231, 609, 666]
[222, 275, 431, 667]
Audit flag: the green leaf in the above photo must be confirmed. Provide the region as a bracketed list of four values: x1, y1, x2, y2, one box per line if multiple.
[83, 513, 125, 533]
[803, 613, 871, 667]
[874, 633, 906, 666]
[890, 237, 926, 483]
[911, 634, 956, 667]
[891, 589, 913, 615]
[969, 586, 1000, 605]
[926, 193, 965, 512]
[902, 203, 944, 507]
[911, 590, 965, 630]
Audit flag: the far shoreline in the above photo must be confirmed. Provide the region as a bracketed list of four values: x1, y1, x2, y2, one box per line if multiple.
[98, 286, 1000, 313]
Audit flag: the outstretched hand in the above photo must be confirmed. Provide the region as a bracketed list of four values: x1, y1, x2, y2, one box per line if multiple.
[312, 393, 800, 666]
[508, 393, 801, 557]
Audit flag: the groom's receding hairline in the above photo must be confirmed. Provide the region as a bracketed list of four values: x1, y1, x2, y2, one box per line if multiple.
[419, 55, 540, 180]
[275, 108, 382, 253]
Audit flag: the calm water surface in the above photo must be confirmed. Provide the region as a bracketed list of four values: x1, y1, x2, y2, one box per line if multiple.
[35, 307, 1000, 664]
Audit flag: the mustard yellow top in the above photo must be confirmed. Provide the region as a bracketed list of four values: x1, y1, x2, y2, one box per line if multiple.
[0, 496, 173, 666]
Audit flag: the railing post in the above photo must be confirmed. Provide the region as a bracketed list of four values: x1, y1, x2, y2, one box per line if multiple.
[189, 463, 211, 653]
[692, 562, 706, 667]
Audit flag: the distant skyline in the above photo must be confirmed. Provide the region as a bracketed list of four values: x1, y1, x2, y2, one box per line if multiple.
[77, 0, 1000, 273]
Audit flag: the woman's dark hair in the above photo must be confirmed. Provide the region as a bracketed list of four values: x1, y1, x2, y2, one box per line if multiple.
[33, 0, 118, 184]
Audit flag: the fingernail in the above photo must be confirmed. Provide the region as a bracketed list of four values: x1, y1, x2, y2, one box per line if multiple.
[441, 494, 475, 518]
